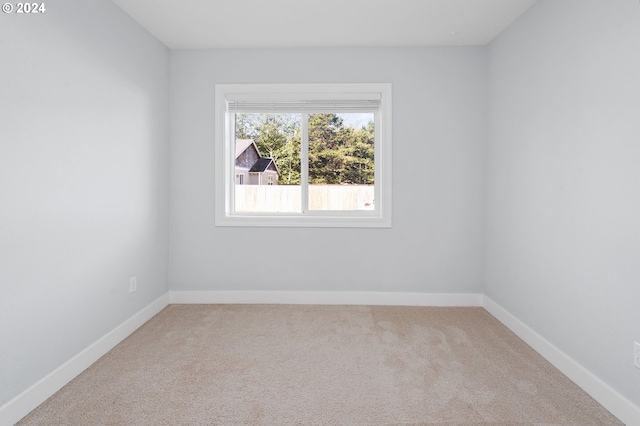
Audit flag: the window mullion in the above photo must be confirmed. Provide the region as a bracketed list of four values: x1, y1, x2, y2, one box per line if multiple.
[229, 113, 236, 214]
[301, 113, 309, 213]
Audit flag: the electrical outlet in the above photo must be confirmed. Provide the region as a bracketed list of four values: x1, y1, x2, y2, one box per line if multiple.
[129, 276, 137, 294]
[634, 342, 640, 369]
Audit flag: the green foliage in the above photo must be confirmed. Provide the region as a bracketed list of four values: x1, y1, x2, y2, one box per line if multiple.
[235, 112, 374, 185]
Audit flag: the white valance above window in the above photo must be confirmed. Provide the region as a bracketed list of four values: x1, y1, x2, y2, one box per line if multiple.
[224, 87, 383, 113]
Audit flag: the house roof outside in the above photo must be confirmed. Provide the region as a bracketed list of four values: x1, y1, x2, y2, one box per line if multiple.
[236, 138, 279, 175]
[235, 139, 256, 158]
[249, 157, 278, 173]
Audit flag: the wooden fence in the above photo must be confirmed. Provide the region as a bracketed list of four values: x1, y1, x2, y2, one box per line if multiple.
[235, 185, 374, 212]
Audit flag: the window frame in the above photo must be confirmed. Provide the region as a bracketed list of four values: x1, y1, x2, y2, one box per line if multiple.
[215, 83, 392, 228]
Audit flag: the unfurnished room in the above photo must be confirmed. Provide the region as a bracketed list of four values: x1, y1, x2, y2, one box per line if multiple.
[1, 0, 639, 424]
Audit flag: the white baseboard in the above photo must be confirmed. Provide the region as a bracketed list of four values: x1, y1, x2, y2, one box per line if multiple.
[0, 293, 170, 426]
[482, 296, 640, 426]
[169, 290, 483, 307]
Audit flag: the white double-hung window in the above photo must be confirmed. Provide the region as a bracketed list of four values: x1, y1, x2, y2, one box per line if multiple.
[215, 83, 392, 227]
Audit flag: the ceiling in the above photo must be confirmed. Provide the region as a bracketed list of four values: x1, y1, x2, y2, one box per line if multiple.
[111, 0, 538, 50]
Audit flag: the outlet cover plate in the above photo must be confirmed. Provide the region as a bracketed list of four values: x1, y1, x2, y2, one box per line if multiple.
[634, 342, 640, 369]
[129, 276, 137, 293]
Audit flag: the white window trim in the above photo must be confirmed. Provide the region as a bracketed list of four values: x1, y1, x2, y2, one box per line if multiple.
[215, 83, 392, 228]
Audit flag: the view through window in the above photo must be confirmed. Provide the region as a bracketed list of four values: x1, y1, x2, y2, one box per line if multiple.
[233, 112, 375, 213]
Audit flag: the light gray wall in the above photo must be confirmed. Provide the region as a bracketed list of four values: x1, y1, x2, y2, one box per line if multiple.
[169, 48, 487, 293]
[486, 0, 640, 405]
[0, 0, 170, 406]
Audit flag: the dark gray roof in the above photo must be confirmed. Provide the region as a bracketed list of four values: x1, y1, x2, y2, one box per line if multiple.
[249, 157, 276, 173]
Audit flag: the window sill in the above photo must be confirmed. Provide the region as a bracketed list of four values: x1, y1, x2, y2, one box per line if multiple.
[215, 212, 391, 228]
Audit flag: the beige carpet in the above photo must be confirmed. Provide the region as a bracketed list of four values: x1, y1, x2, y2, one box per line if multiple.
[19, 305, 621, 425]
